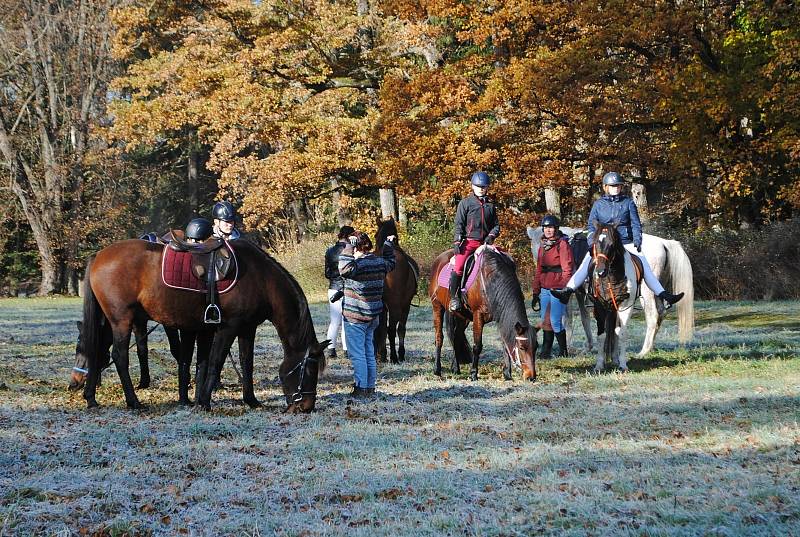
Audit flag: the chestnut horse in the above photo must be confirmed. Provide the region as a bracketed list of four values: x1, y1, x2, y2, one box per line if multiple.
[429, 247, 537, 381]
[81, 238, 328, 411]
[373, 217, 419, 363]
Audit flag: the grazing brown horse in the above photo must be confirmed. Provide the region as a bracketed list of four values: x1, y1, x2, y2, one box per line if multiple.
[81, 238, 328, 412]
[429, 247, 537, 381]
[373, 217, 419, 363]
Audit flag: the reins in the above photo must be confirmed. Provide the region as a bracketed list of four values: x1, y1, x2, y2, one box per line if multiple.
[280, 348, 318, 404]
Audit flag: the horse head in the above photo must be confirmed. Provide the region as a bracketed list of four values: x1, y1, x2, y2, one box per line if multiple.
[375, 215, 399, 249]
[593, 221, 624, 278]
[513, 321, 538, 381]
[282, 339, 330, 413]
[69, 320, 112, 390]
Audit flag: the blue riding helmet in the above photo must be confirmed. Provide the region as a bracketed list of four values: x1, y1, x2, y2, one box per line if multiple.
[470, 171, 491, 188]
[185, 218, 213, 241]
[212, 201, 236, 222]
[602, 171, 624, 186]
[540, 214, 560, 228]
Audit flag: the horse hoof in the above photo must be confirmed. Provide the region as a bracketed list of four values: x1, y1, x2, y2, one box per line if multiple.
[128, 402, 147, 410]
[434, 370, 442, 378]
[527, 376, 537, 383]
[178, 398, 193, 406]
[244, 397, 262, 408]
[593, 368, 603, 375]
[86, 399, 99, 409]
[470, 374, 479, 382]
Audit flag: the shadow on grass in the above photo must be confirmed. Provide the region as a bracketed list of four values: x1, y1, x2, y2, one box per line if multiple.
[696, 311, 800, 329]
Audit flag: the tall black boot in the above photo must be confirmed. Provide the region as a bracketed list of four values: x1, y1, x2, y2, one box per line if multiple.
[658, 290, 685, 310]
[448, 272, 462, 312]
[555, 330, 568, 357]
[540, 330, 554, 359]
[550, 287, 574, 304]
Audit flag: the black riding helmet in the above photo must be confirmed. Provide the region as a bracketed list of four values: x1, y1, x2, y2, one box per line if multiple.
[541, 214, 560, 228]
[212, 201, 236, 222]
[185, 218, 213, 241]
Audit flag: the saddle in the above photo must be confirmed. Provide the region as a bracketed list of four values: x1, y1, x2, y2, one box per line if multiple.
[164, 231, 236, 323]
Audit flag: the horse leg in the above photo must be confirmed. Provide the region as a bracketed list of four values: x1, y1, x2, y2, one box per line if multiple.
[133, 320, 150, 389]
[432, 301, 444, 377]
[238, 325, 262, 408]
[177, 331, 196, 405]
[577, 292, 594, 352]
[397, 304, 411, 362]
[194, 332, 213, 404]
[109, 323, 144, 409]
[471, 318, 484, 382]
[388, 310, 399, 364]
[638, 288, 662, 357]
[197, 328, 236, 410]
[375, 307, 388, 363]
[165, 326, 182, 363]
[617, 308, 634, 372]
[594, 308, 606, 373]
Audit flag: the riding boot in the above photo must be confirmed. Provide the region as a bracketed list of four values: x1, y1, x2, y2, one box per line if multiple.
[539, 330, 554, 359]
[555, 330, 568, 357]
[550, 287, 574, 304]
[658, 290, 685, 310]
[448, 272, 462, 312]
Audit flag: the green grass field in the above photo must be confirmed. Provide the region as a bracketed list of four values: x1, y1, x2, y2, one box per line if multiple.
[0, 297, 798, 536]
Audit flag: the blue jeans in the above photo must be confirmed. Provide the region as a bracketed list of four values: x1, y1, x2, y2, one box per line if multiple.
[344, 317, 379, 389]
[541, 288, 565, 332]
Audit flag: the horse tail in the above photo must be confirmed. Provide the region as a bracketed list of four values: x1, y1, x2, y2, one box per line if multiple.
[663, 240, 695, 343]
[81, 264, 105, 387]
[445, 312, 471, 364]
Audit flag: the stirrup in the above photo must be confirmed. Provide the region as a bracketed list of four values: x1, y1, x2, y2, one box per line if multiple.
[448, 297, 461, 312]
[204, 304, 222, 324]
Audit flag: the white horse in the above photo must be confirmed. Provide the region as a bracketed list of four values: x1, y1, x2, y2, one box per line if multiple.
[527, 225, 694, 356]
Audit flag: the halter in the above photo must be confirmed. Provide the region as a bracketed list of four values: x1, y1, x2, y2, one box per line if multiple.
[503, 335, 529, 369]
[280, 348, 318, 404]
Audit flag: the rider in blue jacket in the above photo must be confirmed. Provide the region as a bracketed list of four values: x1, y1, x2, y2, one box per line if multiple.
[552, 172, 684, 308]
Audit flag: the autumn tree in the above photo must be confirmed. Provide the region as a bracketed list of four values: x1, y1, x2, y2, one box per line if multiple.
[0, 0, 116, 294]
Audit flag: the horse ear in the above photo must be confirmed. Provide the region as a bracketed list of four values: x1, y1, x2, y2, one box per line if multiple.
[514, 322, 526, 336]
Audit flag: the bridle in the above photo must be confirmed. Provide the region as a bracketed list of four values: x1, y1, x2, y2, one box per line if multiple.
[503, 334, 530, 369]
[592, 229, 634, 312]
[280, 348, 319, 404]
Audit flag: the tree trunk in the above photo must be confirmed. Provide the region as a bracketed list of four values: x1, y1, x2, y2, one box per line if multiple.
[188, 149, 200, 214]
[379, 188, 397, 220]
[630, 183, 649, 222]
[544, 188, 561, 218]
[398, 196, 407, 227]
[291, 199, 309, 240]
[330, 177, 351, 227]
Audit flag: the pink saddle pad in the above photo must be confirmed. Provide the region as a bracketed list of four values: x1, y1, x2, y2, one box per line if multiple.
[437, 250, 485, 292]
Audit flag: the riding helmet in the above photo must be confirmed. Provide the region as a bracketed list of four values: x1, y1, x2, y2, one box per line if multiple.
[212, 201, 236, 222]
[470, 171, 491, 188]
[602, 171, 624, 186]
[185, 218, 213, 241]
[541, 214, 560, 228]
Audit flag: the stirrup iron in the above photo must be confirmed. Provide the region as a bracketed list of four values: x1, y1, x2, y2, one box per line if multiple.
[204, 303, 221, 324]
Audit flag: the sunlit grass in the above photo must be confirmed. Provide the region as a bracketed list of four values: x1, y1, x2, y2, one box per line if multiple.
[0, 297, 798, 535]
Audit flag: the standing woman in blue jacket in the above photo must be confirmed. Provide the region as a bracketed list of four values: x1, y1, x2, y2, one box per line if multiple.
[552, 172, 684, 308]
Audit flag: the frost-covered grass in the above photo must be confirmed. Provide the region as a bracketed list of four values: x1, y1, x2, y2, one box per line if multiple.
[0, 297, 798, 536]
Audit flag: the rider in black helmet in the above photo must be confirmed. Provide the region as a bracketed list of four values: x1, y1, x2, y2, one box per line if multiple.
[185, 218, 213, 243]
[211, 201, 241, 240]
[552, 171, 684, 309]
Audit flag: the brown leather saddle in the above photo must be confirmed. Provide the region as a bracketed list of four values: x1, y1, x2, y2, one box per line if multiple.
[165, 230, 235, 323]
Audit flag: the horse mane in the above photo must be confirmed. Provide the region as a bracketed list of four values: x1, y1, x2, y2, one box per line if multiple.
[481, 249, 529, 344]
[375, 217, 399, 247]
[243, 239, 324, 371]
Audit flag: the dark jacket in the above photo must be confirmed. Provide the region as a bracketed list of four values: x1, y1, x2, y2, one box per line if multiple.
[325, 240, 347, 291]
[532, 235, 574, 294]
[453, 193, 500, 244]
[338, 240, 396, 322]
[588, 194, 642, 247]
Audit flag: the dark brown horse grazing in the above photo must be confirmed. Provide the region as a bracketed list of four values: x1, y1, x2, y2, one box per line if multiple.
[373, 217, 419, 363]
[81, 238, 328, 411]
[429, 247, 537, 381]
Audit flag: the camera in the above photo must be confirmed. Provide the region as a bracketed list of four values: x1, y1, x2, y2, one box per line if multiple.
[330, 289, 345, 303]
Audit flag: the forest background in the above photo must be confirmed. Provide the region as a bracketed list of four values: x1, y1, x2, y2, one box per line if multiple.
[1, 0, 799, 299]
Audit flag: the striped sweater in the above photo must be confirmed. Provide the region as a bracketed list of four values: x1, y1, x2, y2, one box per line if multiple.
[338, 241, 396, 322]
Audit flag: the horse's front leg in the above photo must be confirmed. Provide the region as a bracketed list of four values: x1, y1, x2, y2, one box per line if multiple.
[432, 301, 444, 377]
[388, 310, 399, 364]
[471, 317, 484, 381]
[197, 329, 236, 411]
[397, 305, 410, 362]
[133, 320, 150, 389]
[177, 331, 197, 405]
[616, 307, 634, 372]
[238, 325, 261, 408]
